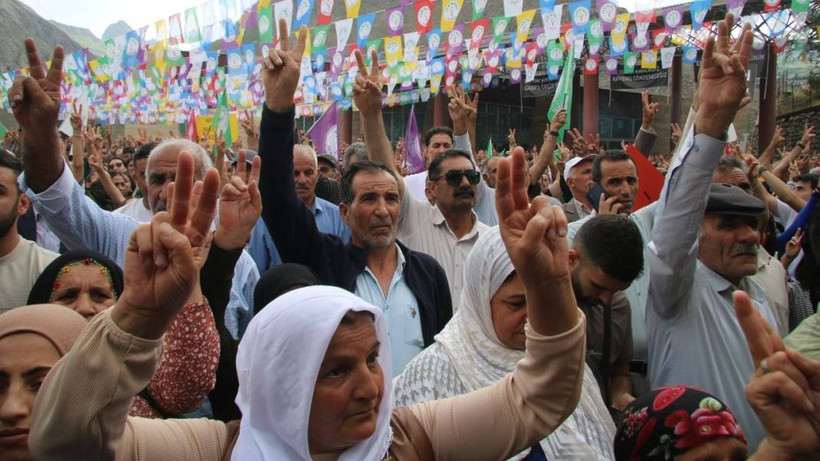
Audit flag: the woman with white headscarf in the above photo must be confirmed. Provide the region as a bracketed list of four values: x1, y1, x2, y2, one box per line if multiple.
[30, 150, 588, 460]
[394, 227, 616, 460]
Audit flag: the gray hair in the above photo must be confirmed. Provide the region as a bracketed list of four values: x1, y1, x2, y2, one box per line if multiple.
[293, 144, 318, 168]
[147, 138, 213, 180]
[344, 142, 368, 168]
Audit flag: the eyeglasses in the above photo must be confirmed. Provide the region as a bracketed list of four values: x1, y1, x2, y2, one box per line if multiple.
[431, 169, 481, 186]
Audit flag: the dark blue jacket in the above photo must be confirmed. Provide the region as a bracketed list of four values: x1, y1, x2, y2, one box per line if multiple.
[258, 105, 452, 346]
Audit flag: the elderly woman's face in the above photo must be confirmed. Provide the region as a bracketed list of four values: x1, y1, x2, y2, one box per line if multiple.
[490, 273, 528, 351]
[308, 312, 384, 455]
[50, 263, 116, 319]
[0, 333, 62, 461]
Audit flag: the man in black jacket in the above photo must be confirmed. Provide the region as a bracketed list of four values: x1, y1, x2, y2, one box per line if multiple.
[258, 20, 452, 375]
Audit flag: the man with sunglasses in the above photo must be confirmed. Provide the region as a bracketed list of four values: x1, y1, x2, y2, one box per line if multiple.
[352, 52, 489, 304]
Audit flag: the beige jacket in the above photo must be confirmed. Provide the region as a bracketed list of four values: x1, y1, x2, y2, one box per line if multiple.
[31, 309, 586, 460]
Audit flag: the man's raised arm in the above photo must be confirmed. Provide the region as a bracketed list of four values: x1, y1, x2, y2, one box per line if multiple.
[9, 39, 64, 192]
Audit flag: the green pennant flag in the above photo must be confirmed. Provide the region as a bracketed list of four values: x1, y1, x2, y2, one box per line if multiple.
[487, 138, 493, 159]
[547, 40, 575, 143]
[212, 90, 233, 148]
[259, 6, 274, 43]
[500, 149, 507, 157]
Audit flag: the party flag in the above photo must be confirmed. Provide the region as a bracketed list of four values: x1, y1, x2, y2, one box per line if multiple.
[472, 0, 488, 20]
[588, 19, 604, 55]
[764, 0, 780, 12]
[515, 10, 537, 45]
[184, 8, 202, 43]
[597, 0, 617, 31]
[641, 50, 657, 69]
[259, 5, 274, 42]
[569, 0, 591, 36]
[307, 102, 338, 157]
[486, 137, 493, 159]
[542, 4, 563, 40]
[690, 0, 712, 30]
[185, 109, 199, 140]
[169, 13, 184, 45]
[663, 6, 684, 32]
[584, 57, 598, 74]
[344, 0, 361, 18]
[317, 0, 334, 25]
[726, 0, 747, 18]
[441, 0, 465, 32]
[634, 8, 655, 38]
[356, 13, 376, 49]
[274, 0, 294, 39]
[212, 89, 233, 147]
[624, 52, 637, 74]
[470, 18, 489, 49]
[660, 47, 675, 69]
[492, 16, 511, 43]
[547, 39, 575, 143]
[404, 105, 425, 174]
[386, 5, 405, 36]
[385, 36, 403, 67]
[604, 56, 619, 74]
[335, 18, 353, 48]
[504, 0, 523, 17]
[0, 121, 8, 138]
[294, 0, 314, 29]
[415, 1, 435, 34]
[683, 45, 698, 64]
[155, 19, 169, 42]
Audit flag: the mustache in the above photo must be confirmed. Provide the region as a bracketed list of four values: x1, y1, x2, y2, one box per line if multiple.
[730, 243, 758, 257]
[295, 184, 310, 190]
[370, 217, 393, 227]
[453, 188, 475, 198]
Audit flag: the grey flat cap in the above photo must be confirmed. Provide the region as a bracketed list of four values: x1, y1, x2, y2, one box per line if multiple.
[705, 183, 766, 216]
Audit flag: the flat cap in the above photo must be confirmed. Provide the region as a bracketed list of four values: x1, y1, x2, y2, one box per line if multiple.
[705, 183, 766, 216]
[317, 153, 338, 169]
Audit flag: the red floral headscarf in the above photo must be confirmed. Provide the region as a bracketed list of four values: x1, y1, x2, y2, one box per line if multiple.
[614, 385, 746, 460]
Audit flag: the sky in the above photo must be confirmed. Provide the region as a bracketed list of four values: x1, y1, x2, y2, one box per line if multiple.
[19, 0, 204, 37]
[20, 0, 690, 40]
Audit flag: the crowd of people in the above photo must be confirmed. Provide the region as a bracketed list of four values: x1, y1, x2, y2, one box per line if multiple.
[1, 15, 820, 460]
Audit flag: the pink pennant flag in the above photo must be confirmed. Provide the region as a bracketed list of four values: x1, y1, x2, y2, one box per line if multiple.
[404, 105, 425, 174]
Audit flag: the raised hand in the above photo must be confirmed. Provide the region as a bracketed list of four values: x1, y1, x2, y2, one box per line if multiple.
[353, 49, 383, 117]
[214, 149, 263, 250]
[696, 13, 753, 139]
[585, 132, 602, 155]
[549, 109, 567, 134]
[69, 102, 83, 133]
[496, 147, 575, 335]
[800, 124, 816, 149]
[263, 19, 307, 113]
[507, 129, 517, 150]
[734, 291, 820, 458]
[670, 122, 683, 147]
[160, 151, 220, 270]
[9, 39, 63, 130]
[496, 147, 570, 284]
[115, 152, 218, 340]
[783, 228, 803, 261]
[567, 128, 588, 157]
[641, 91, 659, 130]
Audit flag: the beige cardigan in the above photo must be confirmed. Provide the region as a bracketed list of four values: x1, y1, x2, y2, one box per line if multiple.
[30, 309, 586, 460]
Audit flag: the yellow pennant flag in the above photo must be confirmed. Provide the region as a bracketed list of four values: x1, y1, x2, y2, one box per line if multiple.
[344, 0, 361, 19]
[384, 36, 403, 67]
[612, 13, 629, 42]
[441, 0, 465, 32]
[155, 19, 168, 42]
[641, 50, 658, 69]
[515, 10, 537, 45]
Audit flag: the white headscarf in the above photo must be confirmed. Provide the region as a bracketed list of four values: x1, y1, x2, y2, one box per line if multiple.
[435, 227, 520, 390]
[433, 227, 616, 460]
[233, 286, 393, 461]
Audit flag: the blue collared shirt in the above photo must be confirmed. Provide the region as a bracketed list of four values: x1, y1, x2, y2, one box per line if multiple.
[248, 196, 350, 273]
[354, 244, 423, 376]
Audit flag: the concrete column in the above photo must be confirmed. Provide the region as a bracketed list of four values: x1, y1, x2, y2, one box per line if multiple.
[583, 72, 599, 137]
[339, 107, 353, 146]
[433, 92, 451, 128]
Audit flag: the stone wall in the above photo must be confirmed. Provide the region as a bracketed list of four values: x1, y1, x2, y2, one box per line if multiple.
[776, 106, 820, 154]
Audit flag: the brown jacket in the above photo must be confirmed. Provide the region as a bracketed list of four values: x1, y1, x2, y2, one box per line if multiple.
[31, 309, 587, 460]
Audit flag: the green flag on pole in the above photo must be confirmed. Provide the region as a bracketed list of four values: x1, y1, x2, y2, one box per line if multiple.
[212, 89, 233, 148]
[0, 122, 8, 138]
[487, 138, 493, 159]
[547, 40, 576, 144]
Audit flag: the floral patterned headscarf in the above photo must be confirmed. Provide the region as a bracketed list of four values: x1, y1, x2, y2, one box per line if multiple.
[614, 385, 746, 460]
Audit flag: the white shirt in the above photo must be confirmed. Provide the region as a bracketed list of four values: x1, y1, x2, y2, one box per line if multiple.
[398, 196, 489, 306]
[0, 238, 58, 312]
[113, 198, 153, 223]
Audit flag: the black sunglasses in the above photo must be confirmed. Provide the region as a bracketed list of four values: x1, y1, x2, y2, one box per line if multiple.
[432, 169, 481, 186]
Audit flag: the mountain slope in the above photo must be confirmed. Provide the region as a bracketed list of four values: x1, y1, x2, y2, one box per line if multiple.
[0, 0, 86, 72]
[102, 21, 133, 41]
[51, 20, 104, 56]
